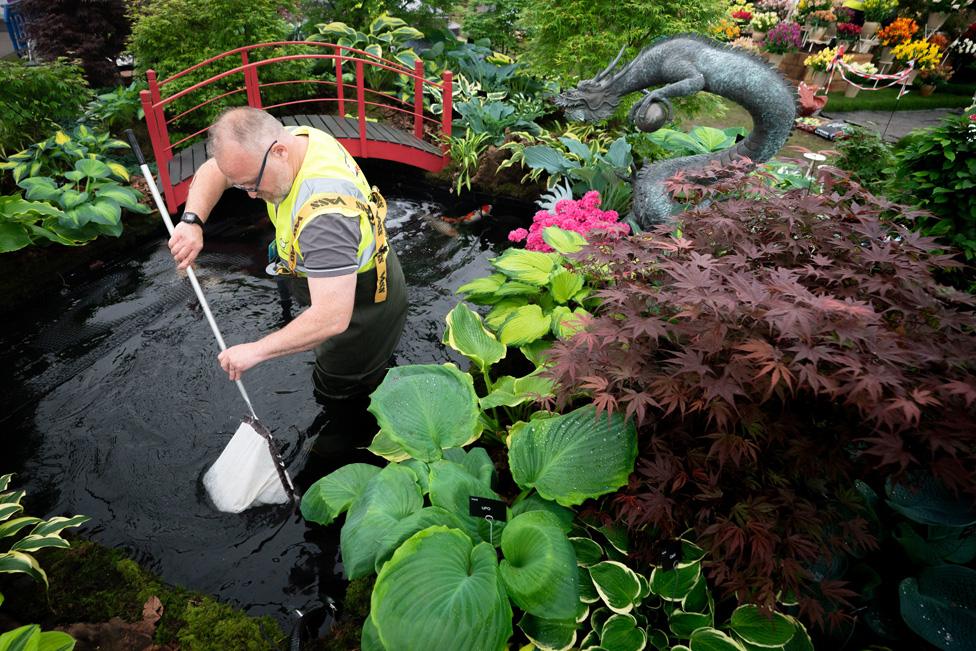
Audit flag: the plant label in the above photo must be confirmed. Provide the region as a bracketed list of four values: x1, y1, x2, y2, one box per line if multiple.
[468, 496, 506, 521]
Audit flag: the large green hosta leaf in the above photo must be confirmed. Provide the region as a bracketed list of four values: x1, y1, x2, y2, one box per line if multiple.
[443, 303, 506, 372]
[373, 506, 468, 570]
[508, 405, 637, 506]
[886, 474, 976, 527]
[429, 459, 502, 543]
[499, 511, 578, 619]
[371, 526, 512, 650]
[492, 248, 556, 286]
[301, 463, 381, 526]
[340, 464, 423, 579]
[443, 447, 495, 486]
[899, 565, 976, 650]
[0, 624, 75, 651]
[368, 364, 481, 462]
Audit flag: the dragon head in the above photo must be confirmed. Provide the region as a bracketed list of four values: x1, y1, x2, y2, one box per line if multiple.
[554, 46, 629, 122]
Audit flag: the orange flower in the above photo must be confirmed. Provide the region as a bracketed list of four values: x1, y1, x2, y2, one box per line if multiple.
[877, 18, 919, 47]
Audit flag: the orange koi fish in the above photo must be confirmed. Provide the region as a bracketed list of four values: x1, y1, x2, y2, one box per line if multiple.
[440, 204, 492, 225]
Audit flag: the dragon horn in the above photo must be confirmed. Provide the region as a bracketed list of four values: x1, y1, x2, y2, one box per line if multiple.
[593, 45, 627, 82]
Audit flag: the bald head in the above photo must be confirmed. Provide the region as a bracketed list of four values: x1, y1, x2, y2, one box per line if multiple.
[208, 107, 285, 159]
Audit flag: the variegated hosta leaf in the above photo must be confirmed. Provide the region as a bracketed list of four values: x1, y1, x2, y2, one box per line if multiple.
[0, 550, 48, 586]
[371, 526, 512, 650]
[728, 604, 795, 647]
[689, 627, 747, 651]
[443, 303, 506, 372]
[589, 561, 642, 614]
[32, 514, 89, 537]
[601, 613, 646, 651]
[9, 534, 71, 553]
[650, 561, 702, 602]
[0, 516, 42, 539]
[518, 612, 578, 651]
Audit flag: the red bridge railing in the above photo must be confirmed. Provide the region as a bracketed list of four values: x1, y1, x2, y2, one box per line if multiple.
[139, 41, 453, 212]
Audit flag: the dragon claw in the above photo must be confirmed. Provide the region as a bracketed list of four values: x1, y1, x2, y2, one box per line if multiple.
[632, 96, 673, 133]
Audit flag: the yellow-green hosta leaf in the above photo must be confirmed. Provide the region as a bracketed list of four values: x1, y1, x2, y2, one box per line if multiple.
[54, 130, 71, 145]
[372, 527, 512, 650]
[106, 162, 130, 181]
[500, 510, 579, 619]
[75, 158, 111, 179]
[508, 405, 637, 507]
[300, 463, 382, 526]
[492, 248, 557, 285]
[543, 226, 587, 254]
[589, 561, 641, 614]
[689, 627, 747, 651]
[457, 273, 507, 299]
[497, 304, 551, 346]
[443, 303, 506, 372]
[486, 298, 529, 330]
[495, 281, 543, 299]
[549, 268, 584, 303]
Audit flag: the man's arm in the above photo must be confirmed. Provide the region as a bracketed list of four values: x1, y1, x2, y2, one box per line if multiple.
[217, 273, 356, 381]
[169, 159, 232, 270]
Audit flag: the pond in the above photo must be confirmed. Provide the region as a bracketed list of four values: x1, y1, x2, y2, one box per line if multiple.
[0, 162, 530, 629]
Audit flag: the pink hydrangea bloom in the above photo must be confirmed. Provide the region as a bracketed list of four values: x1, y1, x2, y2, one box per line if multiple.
[507, 190, 630, 252]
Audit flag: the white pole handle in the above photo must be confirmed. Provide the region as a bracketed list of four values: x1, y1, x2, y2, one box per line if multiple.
[126, 130, 257, 420]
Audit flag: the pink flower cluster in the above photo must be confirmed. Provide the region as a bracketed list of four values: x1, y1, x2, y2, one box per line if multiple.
[508, 190, 630, 252]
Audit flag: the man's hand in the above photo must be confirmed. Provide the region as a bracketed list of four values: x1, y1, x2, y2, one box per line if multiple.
[218, 342, 266, 381]
[169, 221, 204, 270]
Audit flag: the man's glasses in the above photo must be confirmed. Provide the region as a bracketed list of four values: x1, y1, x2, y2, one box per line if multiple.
[233, 140, 277, 193]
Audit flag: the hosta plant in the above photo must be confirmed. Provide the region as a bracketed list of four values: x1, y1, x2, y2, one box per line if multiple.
[300, 359, 638, 649]
[456, 226, 602, 350]
[499, 135, 635, 214]
[0, 126, 150, 249]
[0, 473, 88, 650]
[544, 159, 976, 628]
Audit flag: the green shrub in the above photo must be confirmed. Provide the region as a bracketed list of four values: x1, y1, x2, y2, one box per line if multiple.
[518, 0, 725, 86]
[0, 59, 92, 155]
[833, 126, 895, 194]
[85, 81, 147, 135]
[460, 0, 527, 54]
[890, 110, 976, 262]
[127, 0, 314, 134]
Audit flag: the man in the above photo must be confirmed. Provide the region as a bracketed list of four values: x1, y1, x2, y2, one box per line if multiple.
[168, 107, 408, 402]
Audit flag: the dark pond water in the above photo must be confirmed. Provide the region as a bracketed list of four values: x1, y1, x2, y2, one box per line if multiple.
[0, 162, 530, 630]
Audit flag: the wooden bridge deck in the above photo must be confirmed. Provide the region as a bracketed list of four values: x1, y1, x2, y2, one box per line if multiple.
[167, 114, 443, 185]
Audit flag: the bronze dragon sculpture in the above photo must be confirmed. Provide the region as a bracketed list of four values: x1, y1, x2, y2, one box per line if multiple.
[555, 34, 796, 226]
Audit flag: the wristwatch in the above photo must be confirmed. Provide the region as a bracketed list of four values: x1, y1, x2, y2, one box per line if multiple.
[180, 212, 204, 229]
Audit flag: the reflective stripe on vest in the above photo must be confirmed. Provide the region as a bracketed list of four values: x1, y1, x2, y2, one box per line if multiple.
[266, 126, 388, 301]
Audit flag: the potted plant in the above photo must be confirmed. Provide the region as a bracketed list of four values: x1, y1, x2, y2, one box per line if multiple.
[804, 46, 848, 86]
[762, 21, 802, 66]
[750, 11, 779, 39]
[807, 9, 836, 41]
[891, 38, 941, 84]
[843, 60, 878, 97]
[836, 21, 862, 46]
[877, 17, 919, 62]
[861, 0, 898, 39]
[710, 17, 742, 42]
[916, 63, 953, 95]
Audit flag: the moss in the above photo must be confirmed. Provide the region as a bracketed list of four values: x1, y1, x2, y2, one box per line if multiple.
[0, 541, 284, 650]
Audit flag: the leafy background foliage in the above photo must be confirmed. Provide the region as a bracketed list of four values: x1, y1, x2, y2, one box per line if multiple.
[545, 160, 976, 628]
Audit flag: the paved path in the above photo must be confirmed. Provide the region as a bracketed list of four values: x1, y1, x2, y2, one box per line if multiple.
[821, 108, 963, 143]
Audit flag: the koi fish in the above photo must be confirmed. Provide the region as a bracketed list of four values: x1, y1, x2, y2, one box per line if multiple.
[421, 215, 459, 238]
[440, 204, 492, 224]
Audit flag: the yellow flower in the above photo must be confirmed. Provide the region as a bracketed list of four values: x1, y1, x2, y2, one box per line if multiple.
[891, 39, 941, 70]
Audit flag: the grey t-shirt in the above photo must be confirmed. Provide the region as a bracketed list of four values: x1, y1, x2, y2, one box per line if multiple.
[297, 213, 362, 277]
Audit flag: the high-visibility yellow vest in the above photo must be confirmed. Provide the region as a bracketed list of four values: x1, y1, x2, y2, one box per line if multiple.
[266, 126, 389, 302]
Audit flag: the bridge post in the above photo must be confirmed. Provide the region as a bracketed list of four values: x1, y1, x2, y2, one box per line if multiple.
[242, 51, 262, 108]
[356, 60, 367, 155]
[143, 71, 177, 213]
[335, 46, 345, 116]
[441, 70, 453, 157]
[413, 59, 424, 139]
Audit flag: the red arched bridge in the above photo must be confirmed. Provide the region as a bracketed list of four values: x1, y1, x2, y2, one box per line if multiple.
[140, 41, 454, 213]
